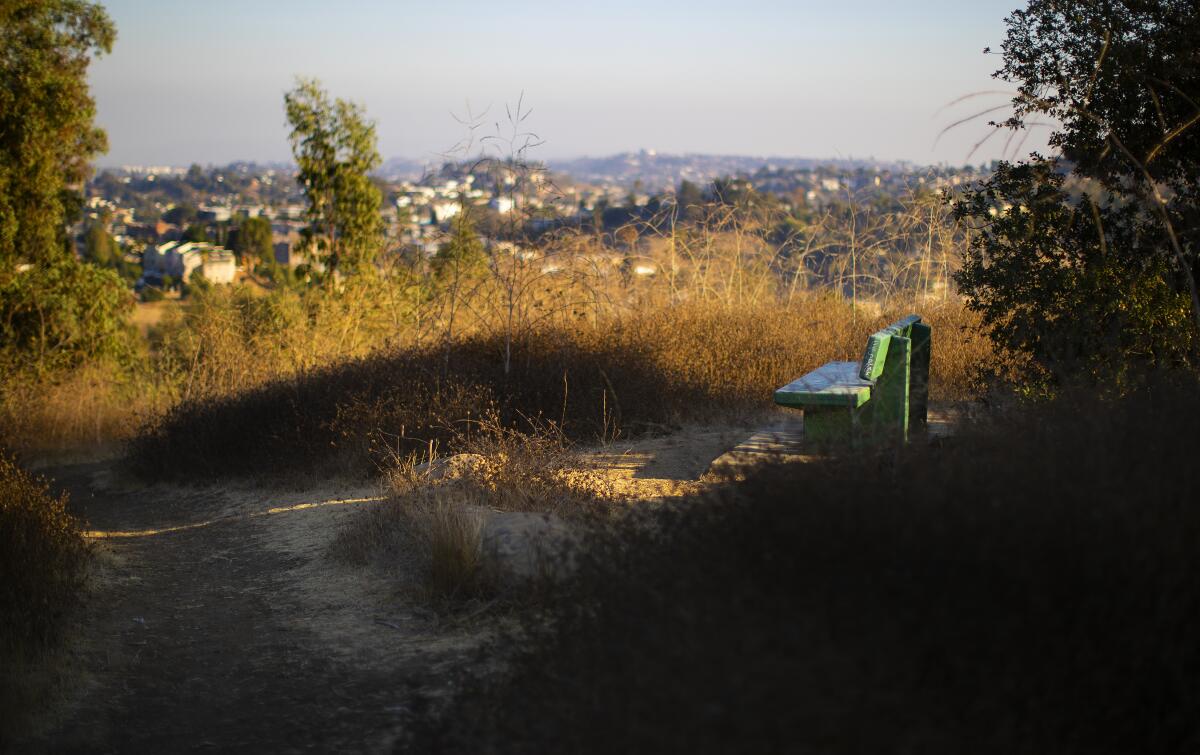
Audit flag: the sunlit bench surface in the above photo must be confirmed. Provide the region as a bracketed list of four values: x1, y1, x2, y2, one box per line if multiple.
[774, 362, 873, 408]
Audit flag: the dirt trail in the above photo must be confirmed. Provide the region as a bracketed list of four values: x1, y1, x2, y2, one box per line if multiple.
[21, 421, 783, 753]
[28, 467, 477, 755]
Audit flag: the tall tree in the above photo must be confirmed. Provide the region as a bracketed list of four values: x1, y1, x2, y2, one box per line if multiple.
[0, 0, 115, 267]
[233, 216, 274, 265]
[284, 79, 383, 279]
[182, 224, 210, 243]
[0, 1, 132, 373]
[954, 0, 1200, 379]
[82, 221, 118, 267]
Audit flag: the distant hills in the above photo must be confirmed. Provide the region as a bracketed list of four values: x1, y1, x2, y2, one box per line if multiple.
[546, 152, 912, 190]
[378, 151, 916, 189]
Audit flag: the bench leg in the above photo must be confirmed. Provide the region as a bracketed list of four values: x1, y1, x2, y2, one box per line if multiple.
[909, 323, 931, 429]
[803, 406, 857, 445]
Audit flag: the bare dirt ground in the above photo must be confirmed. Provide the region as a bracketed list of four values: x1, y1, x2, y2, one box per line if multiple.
[18, 421, 771, 754]
[23, 470, 479, 754]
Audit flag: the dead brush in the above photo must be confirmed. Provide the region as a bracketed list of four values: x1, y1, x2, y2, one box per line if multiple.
[331, 412, 605, 602]
[132, 295, 997, 482]
[330, 483, 489, 600]
[425, 498, 486, 599]
[0, 453, 92, 744]
[449, 411, 605, 517]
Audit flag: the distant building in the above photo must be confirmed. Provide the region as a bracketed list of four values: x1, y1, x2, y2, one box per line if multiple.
[141, 241, 237, 285]
[431, 201, 461, 223]
[197, 205, 233, 223]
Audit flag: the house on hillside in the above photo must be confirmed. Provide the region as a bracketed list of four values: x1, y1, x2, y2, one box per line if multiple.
[141, 240, 237, 286]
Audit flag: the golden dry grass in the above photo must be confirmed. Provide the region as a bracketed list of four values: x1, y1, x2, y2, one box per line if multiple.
[128, 293, 995, 481]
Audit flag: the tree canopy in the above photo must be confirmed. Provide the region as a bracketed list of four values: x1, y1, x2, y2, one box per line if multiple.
[954, 0, 1200, 380]
[0, 1, 132, 373]
[284, 79, 384, 279]
[0, 0, 115, 267]
[998, 0, 1200, 203]
[233, 216, 274, 266]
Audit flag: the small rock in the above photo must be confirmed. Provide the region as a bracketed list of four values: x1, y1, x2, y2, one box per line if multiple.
[480, 511, 577, 587]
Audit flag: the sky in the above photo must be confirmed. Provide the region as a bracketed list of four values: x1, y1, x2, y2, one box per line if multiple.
[89, 0, 1050, 168]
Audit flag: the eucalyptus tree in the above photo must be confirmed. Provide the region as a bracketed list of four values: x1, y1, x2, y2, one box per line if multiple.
[284, 79, 384, 280]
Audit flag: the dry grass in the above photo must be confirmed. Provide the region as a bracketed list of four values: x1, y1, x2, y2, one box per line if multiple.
[330, 486, 490, 600]
[331, 416, 604, 603]
[130, 295, 993, 482]
[426, 501, 486, 599]
[0, 363, 167, 456]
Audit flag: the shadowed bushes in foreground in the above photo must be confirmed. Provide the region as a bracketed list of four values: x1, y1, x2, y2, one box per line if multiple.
[0, 454, 90, 657]
[404, 381, 1200, 754]
[0, 453, 91, 744]
[129, 299, 988, 481]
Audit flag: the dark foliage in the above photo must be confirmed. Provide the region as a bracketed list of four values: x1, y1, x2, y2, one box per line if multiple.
[999, 0, 1200, 202]
[407, 381, 1200, 754]
[954, 161, 1193, 379]
[129, 327, 743, 481]
[0, 453, 90, 657]
[956, 0, 1200, 380]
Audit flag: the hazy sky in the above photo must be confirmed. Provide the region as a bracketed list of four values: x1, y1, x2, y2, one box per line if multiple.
[89, 0, 1049, 167]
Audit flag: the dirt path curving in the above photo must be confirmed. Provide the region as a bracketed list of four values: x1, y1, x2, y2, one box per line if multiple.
[21, 419, 795, 753]
[27, 465, 479, 754]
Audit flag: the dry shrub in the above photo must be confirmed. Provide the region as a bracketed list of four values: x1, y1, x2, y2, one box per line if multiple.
[426, 501, 486, 599]
[406, 378, 1200, 754]
[332, 418, 599, 602]
[0, 453, 91, 745]
[131, 295, 993, 482]
[0, 363, 167, 455]
[331, 487, 488, 601]
[448, 413, 600, 516]
[0, 453, 91, 656]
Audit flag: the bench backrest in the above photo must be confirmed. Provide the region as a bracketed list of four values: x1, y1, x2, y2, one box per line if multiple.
[859, 314, 921, 380]
[858, 314, 931, 440]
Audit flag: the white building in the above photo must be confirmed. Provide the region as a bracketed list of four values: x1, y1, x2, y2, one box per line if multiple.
[431, 201, 461, 222]
[142, 241, 237, 284]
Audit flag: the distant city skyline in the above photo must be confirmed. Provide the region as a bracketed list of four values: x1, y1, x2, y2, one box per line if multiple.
[89, 0, 1051, 168]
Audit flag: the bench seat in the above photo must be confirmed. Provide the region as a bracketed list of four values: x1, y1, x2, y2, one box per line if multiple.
[774, 361, 873, 409]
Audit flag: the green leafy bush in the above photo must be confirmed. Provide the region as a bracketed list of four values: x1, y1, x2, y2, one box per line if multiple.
[954, 162, 1195, 382]
[954, 0, 1200, 381]
[0, 258, 136, 373]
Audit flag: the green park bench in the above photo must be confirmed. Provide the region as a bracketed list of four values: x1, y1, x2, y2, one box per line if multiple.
[774, 315, 931, 444]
